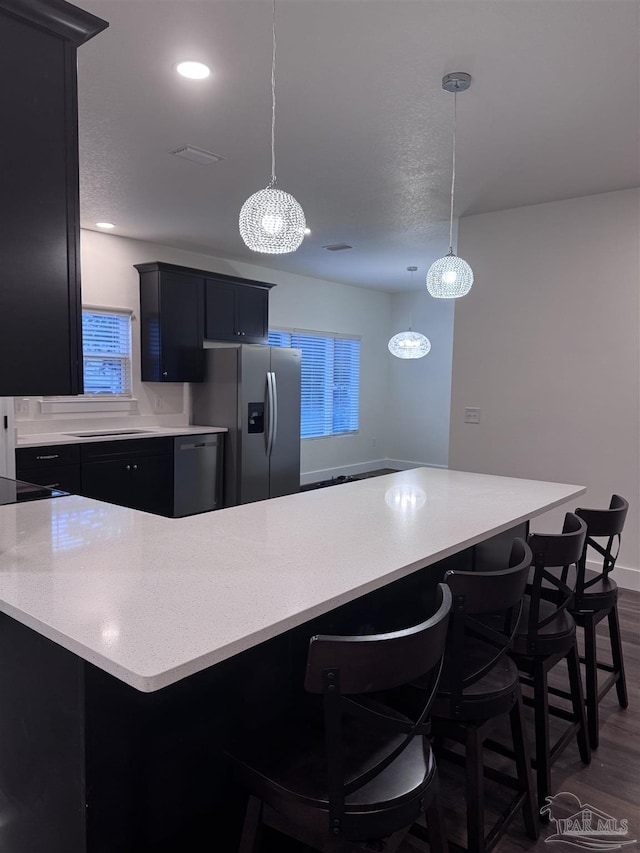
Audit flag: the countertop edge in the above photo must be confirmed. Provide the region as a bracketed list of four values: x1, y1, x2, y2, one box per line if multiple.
[16, 425, 227, 447]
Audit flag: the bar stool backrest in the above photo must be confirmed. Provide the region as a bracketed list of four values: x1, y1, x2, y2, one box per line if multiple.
[575, 495, 629, 599]
[526, 513, 587, 650]
[303, 583, 452, 836]
[441, 538, 532, 713]
[305, 583, 452, 695]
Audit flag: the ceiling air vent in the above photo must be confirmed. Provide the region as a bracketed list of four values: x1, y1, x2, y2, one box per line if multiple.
[323, 243, 353, 251]
[169, 145, 224, 165]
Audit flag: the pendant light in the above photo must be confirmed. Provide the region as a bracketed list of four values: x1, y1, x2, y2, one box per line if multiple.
[388, 267, 432, 359]
[426, 72, 474, 299]
[239, 0, 305, 254]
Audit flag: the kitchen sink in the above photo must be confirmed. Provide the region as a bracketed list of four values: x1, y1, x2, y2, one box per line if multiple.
[64, 429, 156, 437]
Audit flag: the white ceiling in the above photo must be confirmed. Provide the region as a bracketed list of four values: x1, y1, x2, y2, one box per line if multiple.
[77, 0, 640, 292]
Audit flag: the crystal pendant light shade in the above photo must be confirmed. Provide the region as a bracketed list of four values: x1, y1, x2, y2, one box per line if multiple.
[426, 250, 474, 298]
[239, 185, 306, 254]
[239, 1, 305, 255]
[388, 266, 432, 359]
[426, 72, 473, 299]
[388, 330, 432, 359]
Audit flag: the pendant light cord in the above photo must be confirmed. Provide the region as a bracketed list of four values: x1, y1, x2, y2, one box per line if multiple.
[270, 0, 277, 186]
[408, 267, 415, 328]
[448, 89, 457, 253]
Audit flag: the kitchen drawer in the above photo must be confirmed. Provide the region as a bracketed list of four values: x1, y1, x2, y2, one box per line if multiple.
[16, 444, 80, 470]
[80, 437, 173, 462]
[16, 464, 81, 495]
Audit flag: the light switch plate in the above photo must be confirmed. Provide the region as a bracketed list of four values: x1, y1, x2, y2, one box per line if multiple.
[464, 407, 480, 424]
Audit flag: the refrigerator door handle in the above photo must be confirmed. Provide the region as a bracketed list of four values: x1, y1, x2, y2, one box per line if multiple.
[266, 371, 275, 457]
[271, 371, 278, 453]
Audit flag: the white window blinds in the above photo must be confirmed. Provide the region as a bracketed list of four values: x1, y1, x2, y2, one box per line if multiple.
[269, 329, 360, 438]
[82, 310, 132, 396]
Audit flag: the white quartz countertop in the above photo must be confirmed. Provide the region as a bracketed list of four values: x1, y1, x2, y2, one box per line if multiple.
[0, 467, 585, 693]
[17, 425, 226, 447]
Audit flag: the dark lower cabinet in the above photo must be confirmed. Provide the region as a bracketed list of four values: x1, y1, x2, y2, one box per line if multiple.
[18, 463, 82, 495]
[16, 437, 174, 516]
[80, 438, 173, 516]
[16, 443, 82, 494]
[0, 0, 107, 396]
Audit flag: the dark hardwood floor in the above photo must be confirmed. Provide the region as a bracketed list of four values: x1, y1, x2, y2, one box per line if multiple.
[403, 588, 640, 853]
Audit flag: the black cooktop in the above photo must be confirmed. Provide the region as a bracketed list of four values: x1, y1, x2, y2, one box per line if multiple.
[0, 476, 70, 506]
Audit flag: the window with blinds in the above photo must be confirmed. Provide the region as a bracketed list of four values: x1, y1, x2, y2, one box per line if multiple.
[269, 329, 360, 438]
[82, 310, 132, 396]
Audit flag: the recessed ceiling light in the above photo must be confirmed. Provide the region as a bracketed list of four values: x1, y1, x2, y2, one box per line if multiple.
[176, 61, 211, 80]
[304, 227, 311, 236]
[96, 222, 115, 229]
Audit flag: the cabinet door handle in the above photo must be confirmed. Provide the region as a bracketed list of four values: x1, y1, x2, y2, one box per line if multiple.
[37, 454, 59, 461]
[133, 464, 138, 471]
[162, 371, 168, 377]
[126, 464, 131, 471]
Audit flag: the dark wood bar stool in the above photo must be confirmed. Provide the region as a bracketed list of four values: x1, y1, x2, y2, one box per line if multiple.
[509, 513, 591, 815]
[422, 538, 539, 853]
[572, 495, 630, 749]
[225, 584, 452, 853]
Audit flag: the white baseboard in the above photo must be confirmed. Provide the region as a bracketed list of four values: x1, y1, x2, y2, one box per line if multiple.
[590, 560, 640, 593]
[386, 458, 448, 471]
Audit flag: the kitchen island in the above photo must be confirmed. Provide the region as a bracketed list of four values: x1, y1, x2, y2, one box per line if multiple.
[0, 467, 585, 851]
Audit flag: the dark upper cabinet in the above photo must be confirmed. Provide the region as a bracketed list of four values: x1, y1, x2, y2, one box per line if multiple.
[136, 263, 205, 383]
[205, 277, 271, 344]
[136, 262, 275, 382]
[0, 0, 107, 396]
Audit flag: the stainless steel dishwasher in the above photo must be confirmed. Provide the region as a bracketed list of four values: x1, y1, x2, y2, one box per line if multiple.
[173, 433, 223, 517]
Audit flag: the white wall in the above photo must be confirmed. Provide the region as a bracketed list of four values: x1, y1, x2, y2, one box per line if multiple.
[386, 290, 455, 469]
[450, 189, 640, 587]
[16, 229, 393, 481]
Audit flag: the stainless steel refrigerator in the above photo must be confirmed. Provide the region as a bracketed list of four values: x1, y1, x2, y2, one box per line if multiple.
[192, 345, 301, 506]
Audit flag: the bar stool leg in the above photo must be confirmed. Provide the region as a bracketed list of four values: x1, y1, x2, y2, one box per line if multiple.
[566, 643, 591, 765]
[583, 612, 600, 750]
[239, 795, 263, 853]
[465, 725, 486, 853]
[509, 690, 539, 839]
[533, 662, 551, 820]
[425, 784, 449, 853]
[608, 605, 629, 708]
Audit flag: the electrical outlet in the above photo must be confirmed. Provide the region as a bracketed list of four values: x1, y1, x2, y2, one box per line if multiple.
[464, 407, 480, 424]
[14, 398, 29, 416]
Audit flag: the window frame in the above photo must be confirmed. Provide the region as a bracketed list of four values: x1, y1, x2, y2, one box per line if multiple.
[40, 306, 136, 414]
[82, 307, 133, 397]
